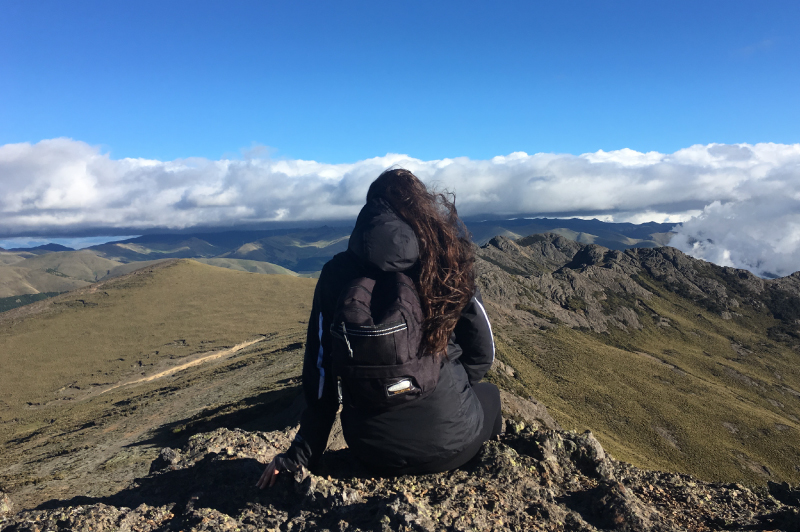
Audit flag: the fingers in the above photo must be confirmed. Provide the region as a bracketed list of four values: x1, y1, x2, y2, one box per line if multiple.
[269, 468, 280, 487]
[257, 467, 272, 489]
[256, 461, 277, 489]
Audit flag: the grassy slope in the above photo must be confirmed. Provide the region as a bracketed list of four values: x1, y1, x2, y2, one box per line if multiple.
[89, 239, 222, 263]
[485, 274, 800, 485]
[0, 292, 62, 313]
[101, 258, 297, 281]
[219, 232, 350, 272]
[100, 259, 175, 280]
[0, 259, 316, 433]
[14, 250, 123, 282]
[0, 264, 90, 297]
[195, 257, 298, 276]
[0, 252, 29, 266]
[0, 249, 125, 297]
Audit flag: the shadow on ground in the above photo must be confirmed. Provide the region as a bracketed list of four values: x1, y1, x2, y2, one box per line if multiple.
[128, 381, 305, 452]
[32, 382, 308, 515]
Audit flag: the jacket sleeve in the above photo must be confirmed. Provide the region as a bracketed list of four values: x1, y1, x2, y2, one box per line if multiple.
[453, 288, 495, 385]
[283, 266, 339, 471]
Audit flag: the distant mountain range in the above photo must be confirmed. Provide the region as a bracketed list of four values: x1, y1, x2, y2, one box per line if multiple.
[5, 243, 75, 254]
[465, 217, 675, 247]
[1, 217, 677, 302]
[86, 225, 352, 272]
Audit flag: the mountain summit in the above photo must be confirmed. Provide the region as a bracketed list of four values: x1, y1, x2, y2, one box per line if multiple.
[1, 236, 799, 530]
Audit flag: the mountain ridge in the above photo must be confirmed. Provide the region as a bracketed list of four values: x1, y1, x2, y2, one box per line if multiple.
[475, 234, 800, 485]
[1, 237, 800, 530]
[5, 244, 75, 254]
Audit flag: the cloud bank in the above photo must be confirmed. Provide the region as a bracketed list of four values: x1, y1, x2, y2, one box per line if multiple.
[1, 138, 799, 277]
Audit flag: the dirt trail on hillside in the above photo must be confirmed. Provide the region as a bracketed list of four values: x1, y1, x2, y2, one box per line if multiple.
[99, 337, 266, 394]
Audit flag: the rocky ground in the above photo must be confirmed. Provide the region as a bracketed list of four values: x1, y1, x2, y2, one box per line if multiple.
[2, 397, 799, 532]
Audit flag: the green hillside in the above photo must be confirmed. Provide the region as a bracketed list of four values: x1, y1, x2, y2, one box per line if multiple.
[99, 259, 174, 280]
[0, 292, 62, 313]
[0, 259, 316, 420]
[0, 264, 91, 297]
[219, 232, 350, 272]
[0, 260, 316, 508]
[0, 250, 126, 298]
[100, 258, 297, 280]
[195, 257, 298, 275]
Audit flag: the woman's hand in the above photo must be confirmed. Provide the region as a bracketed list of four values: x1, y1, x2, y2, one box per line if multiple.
[256, 454, 300, 489]
[256, 457, 281, 489]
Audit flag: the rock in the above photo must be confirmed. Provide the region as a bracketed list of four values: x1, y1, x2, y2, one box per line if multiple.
[3, 406, 799, 531]
[574, 431, 615, 480]
[768, 480, 800, 507]
[500, 390, 561, 431]
[493, 360, 516, 378]
[477, 234, 653, 333]
[590, 480, 670, 532]
[149, 446, 182, 473]
[0, 502, 175, 531]
[0, 490, 13, 515]
[380, 492, 437, 531]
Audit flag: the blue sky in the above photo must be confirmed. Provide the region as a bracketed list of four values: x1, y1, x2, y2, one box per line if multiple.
[2, 0, 798, 163]
[0, 235, 140, 251]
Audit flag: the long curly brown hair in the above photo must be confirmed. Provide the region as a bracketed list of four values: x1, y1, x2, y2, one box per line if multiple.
[367, 168, 475, 356]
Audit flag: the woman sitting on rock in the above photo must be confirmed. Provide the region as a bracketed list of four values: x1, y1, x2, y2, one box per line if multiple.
[257, 168, 501, 485]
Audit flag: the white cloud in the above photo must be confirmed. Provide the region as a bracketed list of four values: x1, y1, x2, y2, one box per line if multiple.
[669, 199, 800, 278]
[1, 138, 799, 276]
[603, 211, 703, 225]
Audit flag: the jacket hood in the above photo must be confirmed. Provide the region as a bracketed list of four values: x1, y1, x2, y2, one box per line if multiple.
[348, 198, 420, 272]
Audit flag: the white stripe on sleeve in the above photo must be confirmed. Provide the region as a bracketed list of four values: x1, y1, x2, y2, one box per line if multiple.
[474, 297, 495, 362]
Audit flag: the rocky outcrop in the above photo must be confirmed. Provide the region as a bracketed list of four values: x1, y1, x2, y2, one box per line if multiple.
[3, 422, 798, 532]
[475, 233, 800, 341]
[0, 491, 12, 517]
[479, 235, 584, 275]
[476, 236, 653, 333]
[498, 390, 562, 432]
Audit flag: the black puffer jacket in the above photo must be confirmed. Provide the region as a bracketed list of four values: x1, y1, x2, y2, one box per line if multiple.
[284, 198, 495, 473]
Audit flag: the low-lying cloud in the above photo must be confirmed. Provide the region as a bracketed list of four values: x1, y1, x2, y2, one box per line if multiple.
[1, 138, 799, 277]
